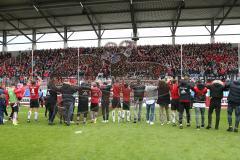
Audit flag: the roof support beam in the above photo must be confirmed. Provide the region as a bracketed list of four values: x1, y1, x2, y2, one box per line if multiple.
[31, 0, 65, 40]
[64, 26, 68, 48]
[214, 0, 239, 34]
[171, 21, 176, 45]
[37, 9, 66, 41]
[212, 0, 230, 20]
[0, 14, 33, 42]
[210, 18, 215, 43]
[2, 30, 7, 52]
[204, 25, 211, 34]
[6, 13, 32, 30]
[1, 1, 240, 12]
[129, 0, 139, 41]
[98, 24, 102, 47]
[7, 35, 19, 44]
[36, 33, 46, 42]
[3, 16, 240, 35]
[172, 0, 185, 36]
[1, 5, 240, 22]
[81, 5, 101, 38]
[32, 29, 37, 50]
[67, 31, 75, 40]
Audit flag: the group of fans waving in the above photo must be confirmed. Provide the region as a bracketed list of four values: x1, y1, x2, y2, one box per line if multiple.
[0, 75, 240, 133]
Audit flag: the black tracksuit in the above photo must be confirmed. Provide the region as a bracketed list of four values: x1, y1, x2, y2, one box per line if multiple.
[178, 80, 192, 125]
[131, 84, 145, 101]
[77, 83, 91, 119]
[226, 80, 240, 129]
[59, 84, 79, 125]
[206, 83, 225, 129]
[100, 84, 112, 121]
[0, 88, 7, 117]
[0, 97, 6, 124]
[45, 81, 58, 124]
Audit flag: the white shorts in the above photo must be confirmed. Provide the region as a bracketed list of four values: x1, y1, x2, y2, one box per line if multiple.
[193, 103, 205, 108]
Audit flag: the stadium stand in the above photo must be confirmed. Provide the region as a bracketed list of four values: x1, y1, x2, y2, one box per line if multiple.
[0, 43, 238, 82]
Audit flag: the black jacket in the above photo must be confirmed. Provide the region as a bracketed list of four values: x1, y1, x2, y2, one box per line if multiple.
[59, 84, 79, 104]
[227, 80, 240, 105]
[207, 83, 225, 99]
[157, 81, 170, 104]
[46, 81, 58, 104]
[78, 83, 91, 103]
[178, 80, 192, 102]
[0, 97, 6, 109]
[100, 84, 112, 103]
[131, 84, 145, 100]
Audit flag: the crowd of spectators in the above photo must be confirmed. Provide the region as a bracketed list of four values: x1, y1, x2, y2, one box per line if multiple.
[127, 43, 238, 78]
[0, 43, 238, 82]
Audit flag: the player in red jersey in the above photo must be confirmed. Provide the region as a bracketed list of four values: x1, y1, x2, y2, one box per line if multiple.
[90, 83, 102, 123]
[111, 78, 122, 123]
[168, 78, 180, 126]
[27, 76, 42, 122]
[122, 82, 132, 122]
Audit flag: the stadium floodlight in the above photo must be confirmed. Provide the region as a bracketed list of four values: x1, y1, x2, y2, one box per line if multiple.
[80, 2, 84, 8]
[33, 4, 39, 12]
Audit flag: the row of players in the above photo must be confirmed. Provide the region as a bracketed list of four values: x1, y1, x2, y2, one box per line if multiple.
[0, 76, 240, 132]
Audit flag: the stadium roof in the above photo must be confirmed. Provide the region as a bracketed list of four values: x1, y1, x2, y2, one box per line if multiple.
[0, 0, 240, 39]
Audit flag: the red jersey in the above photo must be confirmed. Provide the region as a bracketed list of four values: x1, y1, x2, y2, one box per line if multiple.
[122, 86, 131, 102]
[113, 83, 121, 98]
[91, 87, 102, 104]
[14, 87, 23, 99]
[193, 86, 208, 97]
[169, 83, 180, 100]
[29, 84, 40, 100]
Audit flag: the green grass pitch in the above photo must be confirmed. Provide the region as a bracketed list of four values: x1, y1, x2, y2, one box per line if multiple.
[0, 107, 239, 160]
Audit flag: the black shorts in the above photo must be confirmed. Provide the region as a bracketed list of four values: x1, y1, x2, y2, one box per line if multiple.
[158, 102, 170, 107]
[78, 100, 89, 113]
[30, 99, 39, 108]
[10, 103, 19, 112]
[91, 103, 99, 112]
[112, 97, 121, 108]
[122, 101, 130, 110]
[39, 98, 44, 103]
[171, 99, 179, 111]
[157, 96, 170, 106]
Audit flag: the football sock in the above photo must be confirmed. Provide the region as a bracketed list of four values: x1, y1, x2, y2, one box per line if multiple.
[122, 111, 125, 120]
[172, 112, 176, 123]
[118, 111, 121, 123]
[13, 112, 18, 124]
[27, 111, 32, 120]
[34, 112, 38, 120]
[112, 110, 115, 122]
[127, 111, 130, 121]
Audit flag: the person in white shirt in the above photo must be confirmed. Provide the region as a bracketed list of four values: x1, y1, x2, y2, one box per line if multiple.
[145, 83, 158, 125]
